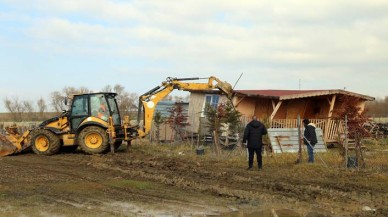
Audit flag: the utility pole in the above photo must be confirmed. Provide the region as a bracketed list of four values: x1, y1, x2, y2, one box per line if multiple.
[299, 79, 301, 90]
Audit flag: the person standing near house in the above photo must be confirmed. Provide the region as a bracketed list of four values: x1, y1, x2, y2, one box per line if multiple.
[243, 116, 267, 170]
[303, 119, 318, 163]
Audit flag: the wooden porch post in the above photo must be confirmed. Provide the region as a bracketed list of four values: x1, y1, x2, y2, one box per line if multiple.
[270, 100, 283, 126]
[324, 95, 336, 142]
[234, 95, 246, 107]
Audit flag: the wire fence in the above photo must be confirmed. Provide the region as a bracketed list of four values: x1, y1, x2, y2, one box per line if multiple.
[1, 120, 387, 172]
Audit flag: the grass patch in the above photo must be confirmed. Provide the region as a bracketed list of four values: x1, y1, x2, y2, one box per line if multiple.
[131, 138, 388, 173]
[0, 193, 7, 199]
[52, 182, 105, 195]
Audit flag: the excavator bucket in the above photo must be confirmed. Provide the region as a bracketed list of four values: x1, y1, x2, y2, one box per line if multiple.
[0, 134, 18, 156]
[216, 82, 234, 100]
[0, 126, 30, 156]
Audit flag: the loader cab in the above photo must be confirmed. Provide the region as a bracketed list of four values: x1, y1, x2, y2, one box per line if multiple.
[69, 93, 121, 132]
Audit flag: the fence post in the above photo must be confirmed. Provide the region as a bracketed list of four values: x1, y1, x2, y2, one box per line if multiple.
[344, 115, 348, 169]
[297, 115, 302, 163]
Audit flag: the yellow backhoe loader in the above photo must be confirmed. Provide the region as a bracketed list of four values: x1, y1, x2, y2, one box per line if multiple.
[0, 76, 233, 156]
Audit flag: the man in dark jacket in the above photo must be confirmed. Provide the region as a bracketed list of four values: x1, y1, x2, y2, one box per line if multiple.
[303, 119, 318, 163]
[243, 116, 267, 170]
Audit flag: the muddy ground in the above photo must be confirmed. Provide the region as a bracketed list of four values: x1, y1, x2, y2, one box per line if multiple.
[0, 144, 387, 217]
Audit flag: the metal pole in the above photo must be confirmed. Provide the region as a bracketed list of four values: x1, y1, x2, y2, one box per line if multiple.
[233, 73, 244, 89]
[303, 135, 328, 168]
[297, 115, 302, 163]
[345, 115, 348, 169]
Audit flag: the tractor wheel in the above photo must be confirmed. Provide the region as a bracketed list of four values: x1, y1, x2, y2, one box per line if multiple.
[78, 126, 109, 154]
[31, 129, 61, 155]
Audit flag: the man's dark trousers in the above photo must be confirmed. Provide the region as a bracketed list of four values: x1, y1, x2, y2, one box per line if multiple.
[248, 147, 262, 169]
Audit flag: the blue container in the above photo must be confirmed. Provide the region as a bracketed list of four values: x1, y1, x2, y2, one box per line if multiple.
[347, 157, 358, 168]
[196, 147, 205, 155]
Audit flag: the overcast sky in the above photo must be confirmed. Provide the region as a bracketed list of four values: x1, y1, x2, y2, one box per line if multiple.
[0, 0, 387, 112]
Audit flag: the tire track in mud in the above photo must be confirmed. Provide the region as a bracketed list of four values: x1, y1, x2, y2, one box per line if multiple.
[89, 152, 388, 216]
[1, 151, 387, 216]
[0, 153, 235, 216]
[93, 154, 356, 204]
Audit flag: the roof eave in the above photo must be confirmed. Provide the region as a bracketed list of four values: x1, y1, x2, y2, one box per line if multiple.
[234, 92, 279, 100]
[279, 89, 375, 101]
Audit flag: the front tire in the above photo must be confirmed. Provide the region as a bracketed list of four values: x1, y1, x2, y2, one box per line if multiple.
[31, 129, 61, 155]
[78, 126, 109, 154]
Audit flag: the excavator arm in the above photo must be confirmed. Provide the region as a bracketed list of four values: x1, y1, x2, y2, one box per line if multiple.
[134, 76, 234, 138]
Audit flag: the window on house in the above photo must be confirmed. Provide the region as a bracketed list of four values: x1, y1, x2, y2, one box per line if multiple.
[205, 95, 219, 108]
[202, 94, 220, 116]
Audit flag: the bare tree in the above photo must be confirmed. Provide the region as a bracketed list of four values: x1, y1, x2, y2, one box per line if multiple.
[101, 85, 112, 92]
[23, 101, 34, 113]
[366, 96, 388, 117]
[49, 85, 138, 117]
[37, 97, 47, 119]
[22, 100, 35, 121]
[50, 87, 92, 112]
[101, 84, 138, 118]
[50, 91, 65, 112]
[78, 86, 91, 94]
[4, 97, 18, 121]
[3, 97, 30, 121]
[62, 87, 78, 97]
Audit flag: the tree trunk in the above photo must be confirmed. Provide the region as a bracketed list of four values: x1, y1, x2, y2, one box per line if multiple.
[213, 130, 220, 155]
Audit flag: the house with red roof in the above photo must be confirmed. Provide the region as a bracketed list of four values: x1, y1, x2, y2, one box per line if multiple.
[187, 89, 374, 144]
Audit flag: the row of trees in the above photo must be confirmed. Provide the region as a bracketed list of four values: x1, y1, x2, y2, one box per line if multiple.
[365, 96, 388, 117]
[2, 85, 136, 122]
[2, 85, 190, 122]
[3, 97, 48, 121]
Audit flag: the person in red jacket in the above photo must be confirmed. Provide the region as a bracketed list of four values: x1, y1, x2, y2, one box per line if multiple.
[243, 116, 267, 170]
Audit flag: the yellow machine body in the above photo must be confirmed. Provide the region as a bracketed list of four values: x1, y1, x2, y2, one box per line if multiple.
[0, 76, 234, 156]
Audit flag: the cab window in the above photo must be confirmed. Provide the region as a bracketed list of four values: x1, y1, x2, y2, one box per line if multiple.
[70, 95, 89, 116]
[90, 94, 109, 121]
[107, 95, 121, 125]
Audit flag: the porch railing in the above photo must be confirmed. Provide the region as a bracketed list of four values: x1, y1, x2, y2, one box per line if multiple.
[271, 119, 344, 143]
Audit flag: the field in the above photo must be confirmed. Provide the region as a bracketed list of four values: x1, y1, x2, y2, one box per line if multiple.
[0, 142, 387, 217]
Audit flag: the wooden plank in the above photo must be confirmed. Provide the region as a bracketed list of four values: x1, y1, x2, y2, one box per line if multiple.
[274, 136, 283, 153]
[268, 128, 327, 154]
[324, 95, 337, 141]
[270, 101, 283, 121]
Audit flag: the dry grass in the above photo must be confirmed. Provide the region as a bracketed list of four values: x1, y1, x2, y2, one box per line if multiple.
[133, 138, 388, 173]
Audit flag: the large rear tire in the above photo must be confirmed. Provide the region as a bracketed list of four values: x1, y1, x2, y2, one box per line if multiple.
[78, 126, 109, 154]
[31, 129, 61, 155]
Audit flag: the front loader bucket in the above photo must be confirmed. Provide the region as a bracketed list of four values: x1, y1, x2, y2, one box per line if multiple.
[0, 134, 18, 156]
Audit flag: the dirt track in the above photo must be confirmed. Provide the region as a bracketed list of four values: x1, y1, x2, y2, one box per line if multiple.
[0, 145, 387, 217]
